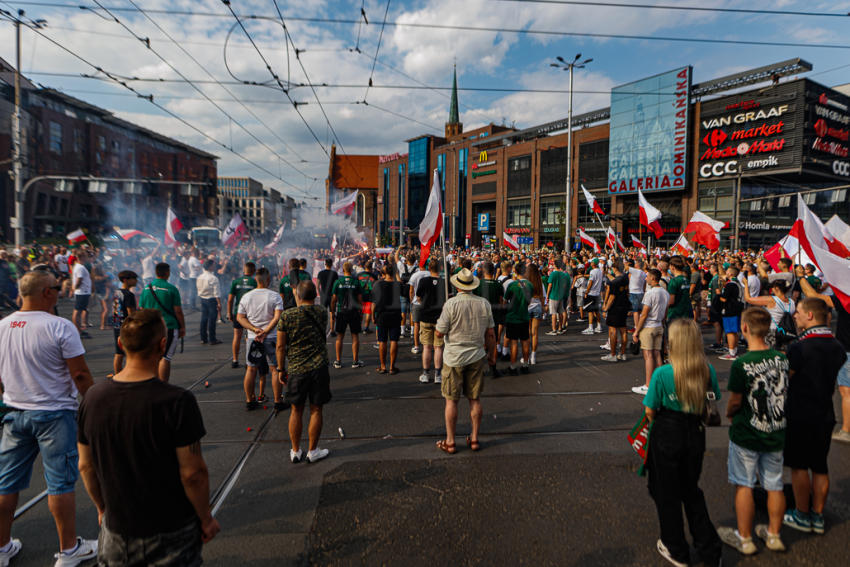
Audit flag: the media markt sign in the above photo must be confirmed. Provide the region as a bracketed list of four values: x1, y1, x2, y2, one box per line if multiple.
[608, 66, 691, 194]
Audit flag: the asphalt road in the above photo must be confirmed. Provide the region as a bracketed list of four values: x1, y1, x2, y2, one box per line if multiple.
[6, 300, 850, 566]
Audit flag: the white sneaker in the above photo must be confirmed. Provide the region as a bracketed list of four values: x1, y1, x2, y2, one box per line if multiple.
[54, 537, 97, 567]
[631, 385, 649, 395]
[419, 372, 430, 383]
[656, 539, 687, 567]
[600, 354, 618, 362]
[411, 346, 422, 354]
[581, 327, 595, 335]
[594, 326, 602, 334]
[530, 352, 536, 365]
[306, 448, 329, 463]
[290, 449, 303, 463]
[545, 330, 559, 336]
[0, 539, 21, 567]
[600, 342, 610, 350]
[434, 372, 442, 384]
[617, 354, 627, 362]
[520, 358, 526, 365]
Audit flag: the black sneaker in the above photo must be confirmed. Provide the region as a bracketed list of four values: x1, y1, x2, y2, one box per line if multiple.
[274, 401, 290, 413]
[490, 366, 502, 379]
[245, 401, 259, 411]
[231, 360, 239, 369]
[500, 352, 510, 362]
[209, 339, 222, 345]
[520, 365, 530, 374]
[508, 367, 519, 376]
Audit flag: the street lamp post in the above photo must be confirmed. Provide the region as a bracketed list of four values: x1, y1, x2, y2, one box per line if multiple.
[550, 54, 592, 253]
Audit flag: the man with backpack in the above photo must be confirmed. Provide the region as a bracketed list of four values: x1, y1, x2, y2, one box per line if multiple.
[416, 258, 446, 384]
[279, 258, 311, 312]
[331, 262, 364, 369]
[138, 263, 185, 382]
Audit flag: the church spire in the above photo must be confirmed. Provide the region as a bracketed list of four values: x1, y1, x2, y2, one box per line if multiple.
[445, 64, 462, 138]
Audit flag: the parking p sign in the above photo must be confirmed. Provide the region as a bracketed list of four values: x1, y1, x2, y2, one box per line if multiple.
[477, 213, 490, 232]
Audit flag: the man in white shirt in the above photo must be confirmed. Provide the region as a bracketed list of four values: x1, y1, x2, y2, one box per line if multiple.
[196, 259, 222, 345]
[582, 259, 604, 335]
[627, 259, 647, 328]
[71, 251, 92, 338]
[178, 252, 191, 308]
[187, 250, 203, 310]
[631, 268, 670, 395]
[141, 247, 158, 288]
[0, 270, 97, 565]
[408, 265, 430, 355]
[237, 268, 285, 411]
[54, 247, 69, 287]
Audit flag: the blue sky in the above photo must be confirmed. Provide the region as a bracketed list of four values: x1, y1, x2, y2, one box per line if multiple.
[1, 0, 849, 201]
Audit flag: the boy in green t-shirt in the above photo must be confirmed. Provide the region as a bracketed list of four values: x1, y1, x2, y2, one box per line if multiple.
[503, 263, 531, 375]
[718, 307, 789, 555]
[666, 256, 692, 321]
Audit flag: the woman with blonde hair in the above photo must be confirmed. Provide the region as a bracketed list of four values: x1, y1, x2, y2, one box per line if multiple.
[526, 263, 545, 365]
[642, 318, 722, 567]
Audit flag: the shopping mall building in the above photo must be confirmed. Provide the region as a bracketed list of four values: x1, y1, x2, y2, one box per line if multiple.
[330, 59, 850, 250]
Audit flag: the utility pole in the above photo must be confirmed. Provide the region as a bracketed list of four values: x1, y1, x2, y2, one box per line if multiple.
[12, 10, 23, 248]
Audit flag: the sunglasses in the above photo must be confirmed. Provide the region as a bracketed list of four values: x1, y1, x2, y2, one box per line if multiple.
[48, 285, 62, 291]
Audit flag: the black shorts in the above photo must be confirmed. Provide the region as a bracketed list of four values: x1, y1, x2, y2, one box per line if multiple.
[708, 307, 722, 323]
[505, 321, 529, 341]
[584, 295, 600, 311]
[113, 329, 124, 356]
[335, 311, 362, 334]
[606, 308, 629, 329]
[784, 420, 833, 474]
[233, 318, 243, 330]
[74, 294, 90, 311]
[377, 325, 400, 342]
[285, 365, 332, 407]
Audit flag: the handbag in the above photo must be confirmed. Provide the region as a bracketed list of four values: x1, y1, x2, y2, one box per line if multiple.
[703, 389, 721, 427]
[629, 337, 641, 356]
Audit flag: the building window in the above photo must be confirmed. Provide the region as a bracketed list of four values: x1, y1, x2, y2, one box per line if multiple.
[578, 140, 609, 189]
[112, 140, 120, 151]
[49, 121, 62, 154]
[73, 129, 83, 154]
[697, 181, 735, 224]
[577, 188, 611, 225]
[507, 155, 532, 197]
[778, 195, 791, 208]
[98, 136, 106, 151]
[803, 192, 816, 205]
[507, 199, 531, 227]
[831, 189, 847, 203]
[539, 198, 563, 226]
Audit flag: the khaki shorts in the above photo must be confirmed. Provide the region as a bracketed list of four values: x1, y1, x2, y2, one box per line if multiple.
[639, 326, 663, 351]
[419, 321, 444, 347]
[441, 357, 486, 401]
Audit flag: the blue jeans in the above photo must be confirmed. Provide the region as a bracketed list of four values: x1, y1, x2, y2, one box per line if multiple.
[199, 298, 218, 343]
[0, 410, 78, 495]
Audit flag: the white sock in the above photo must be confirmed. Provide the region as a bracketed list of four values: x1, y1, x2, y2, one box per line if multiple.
[61, 540, 80, 555]
[0, 541, 13, 553]
[730, 348, 737, 356]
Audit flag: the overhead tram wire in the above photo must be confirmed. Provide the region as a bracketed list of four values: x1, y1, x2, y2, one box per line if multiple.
[356, 100, 441, 133]
[0, 13, 315, 198]
[221, 1, 331, 160]
[122, 0, 312, 173]
[362, 0, 390, 102]
[9, 2, 850, 49]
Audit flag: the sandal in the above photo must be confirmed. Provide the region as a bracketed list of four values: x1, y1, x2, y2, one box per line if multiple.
[436, 440, 456, 454]
[377, 367, 388, 374]
[257, 394, 267, 402]
[466, 436, 481, 452]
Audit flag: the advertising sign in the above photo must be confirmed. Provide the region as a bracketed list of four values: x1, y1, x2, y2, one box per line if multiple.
[608, 67, 691, 194]
[697, 82, 803, 180]
[477, 213, 490, 232]
[802, 81, 850, 180]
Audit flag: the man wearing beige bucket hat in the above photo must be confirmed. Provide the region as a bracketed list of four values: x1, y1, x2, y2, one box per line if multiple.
[434, 268, 497, 454]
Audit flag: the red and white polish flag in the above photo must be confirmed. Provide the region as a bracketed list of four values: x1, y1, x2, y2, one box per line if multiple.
[222, 213, 249, 248]
[581, 184, 606, 216]
[578, 228, 601, 253]
[683, 211, 726, 251]
[796, 197, 850, 311]
[825, 215, 850, 252]
[502, 232, 520, 251]
[164, 207, 183, 247]
[330, 189, 359, 215]
[630, 235, 646, 249]
[606, 227, 625, 252]
[671, 234, 694, 257]
[637, 189, 664, 239]
[67, 228, 86, 244]
[418, 169, 443, 268]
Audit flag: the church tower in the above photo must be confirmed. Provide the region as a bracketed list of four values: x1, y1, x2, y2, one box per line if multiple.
[445, 65, 462, 138]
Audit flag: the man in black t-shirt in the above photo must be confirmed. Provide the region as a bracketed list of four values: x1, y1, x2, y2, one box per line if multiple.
[782, 297, 847, 535]
[415, 258, 446, 384]
[317, 259, 338, 336]
[77, 309, 219, 564]
[601, 260, 630, 362]
[111, 270, 138, 375]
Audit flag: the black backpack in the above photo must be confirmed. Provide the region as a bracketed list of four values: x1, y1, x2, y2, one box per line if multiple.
[774, 297, 797, 341]
[400, 263, 413, 295]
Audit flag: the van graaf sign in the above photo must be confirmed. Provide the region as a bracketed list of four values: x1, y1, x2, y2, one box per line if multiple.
[697, 89, 800, 180]
[608, 66, 691, 194]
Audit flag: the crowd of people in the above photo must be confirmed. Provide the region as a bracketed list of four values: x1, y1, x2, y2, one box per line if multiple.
[0, 236, 848, 565]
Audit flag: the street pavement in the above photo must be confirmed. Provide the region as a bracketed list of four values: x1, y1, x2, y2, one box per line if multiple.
[7, 299, 850, 566]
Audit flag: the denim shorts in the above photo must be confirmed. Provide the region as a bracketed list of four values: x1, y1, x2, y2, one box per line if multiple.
[528, 303, 543, 319]
[727, 440, 784, 492]
[629, 293, 644, 312]
[400, 297, 410, 314]
[0, 410, 78, 495]
[722, 316, 740, 335]
[837, 352, 850, 388]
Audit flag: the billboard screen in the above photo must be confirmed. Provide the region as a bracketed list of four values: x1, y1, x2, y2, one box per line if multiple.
[608, 67, 691, 194]
[803, 81, 850, 180]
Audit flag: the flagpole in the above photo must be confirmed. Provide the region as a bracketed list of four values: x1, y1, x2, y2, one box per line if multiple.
[440, 212, 450, 300]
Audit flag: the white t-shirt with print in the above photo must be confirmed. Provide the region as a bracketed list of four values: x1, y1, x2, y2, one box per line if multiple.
[0, 310, 86, 411]
[73, 263, 92, 295]
[54, 253, 69, 274]
[237, 288, 284, 341]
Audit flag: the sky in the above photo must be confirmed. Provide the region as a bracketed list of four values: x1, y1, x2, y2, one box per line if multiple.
[1, 0, 850, 203]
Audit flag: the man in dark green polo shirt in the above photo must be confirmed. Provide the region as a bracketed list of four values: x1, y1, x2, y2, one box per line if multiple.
[138, 262, 185, 382]
[279, 258, 311, 311]
[667, 256, 693, 321]
[227, 261, 257, 369]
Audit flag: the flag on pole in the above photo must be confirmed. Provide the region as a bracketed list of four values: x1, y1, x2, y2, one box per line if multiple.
[502, 232, 519, 251]
[418, 169, 443, 268]
[114, 227, 156, 241]
[67, 228, 86, 244]
[803, 208, 850, 258]
[606, 227, 625, 252]
[764, 226, 814, 271]
[577, 228, 601, 253]
[825, 215, 850, 252]
[581, 184, 606, 216]
[165, 207, 183, 247]
[796, 196, 850, 311]
[331, 234, 338, 252]
[683, 211, 726, 251]
[222, 213, 249, 248]
[264, 224, 285, 252]
[671, 234, 693, 257]
[330, 189, 359, 215]
[637, 189, 664, 239]
[631, 235, 646, 249]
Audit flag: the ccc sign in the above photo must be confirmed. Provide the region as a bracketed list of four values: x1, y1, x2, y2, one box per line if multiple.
[699, 161, 739, 178]
[834, 160, 850, 177]
[479, 151, 488, 163]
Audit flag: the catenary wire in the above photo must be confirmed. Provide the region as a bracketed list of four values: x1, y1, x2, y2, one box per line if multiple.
[362, 0, 390, 102]
[490, 0, 850, 18]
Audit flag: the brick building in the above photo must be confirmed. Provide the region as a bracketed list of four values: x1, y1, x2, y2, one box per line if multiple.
[326, 146, 379, 241]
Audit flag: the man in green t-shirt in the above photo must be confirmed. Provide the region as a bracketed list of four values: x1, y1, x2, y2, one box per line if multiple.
[718, 307, 789, 555]
[279, 258, 311, 311]
[330, 262, 363, 369]
[227, 261, 257, 369]
[474, 261, 504, 378]
[503, 262, 531, 375]
[666, 256, 692, 321]
[545, 259, 571, 336]
[138, 262, 185, 382]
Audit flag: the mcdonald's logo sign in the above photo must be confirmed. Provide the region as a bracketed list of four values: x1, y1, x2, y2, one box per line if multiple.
[479, 151, 488, 162]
